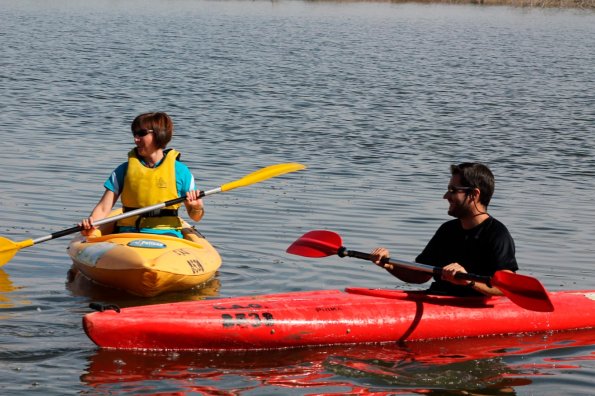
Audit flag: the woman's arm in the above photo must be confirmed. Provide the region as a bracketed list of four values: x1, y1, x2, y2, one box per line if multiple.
[80, 189, 119, 235]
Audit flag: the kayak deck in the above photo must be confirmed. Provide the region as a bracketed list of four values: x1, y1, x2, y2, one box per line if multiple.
[83, 288, 595, 350]
[67, 226, 221, 297]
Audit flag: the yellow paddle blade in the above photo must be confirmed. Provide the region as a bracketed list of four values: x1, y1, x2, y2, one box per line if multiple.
[220, 163, 306, 192]
[0, 236, 34, 266]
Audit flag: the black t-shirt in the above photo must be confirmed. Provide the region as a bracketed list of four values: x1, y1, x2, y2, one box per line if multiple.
[416, 216, 518, 296]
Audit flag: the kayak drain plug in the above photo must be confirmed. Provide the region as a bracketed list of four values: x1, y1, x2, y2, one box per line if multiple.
[89, 302, 121, 313]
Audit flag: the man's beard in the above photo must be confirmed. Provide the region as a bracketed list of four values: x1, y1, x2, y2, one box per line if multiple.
[448, 202, 473, 219]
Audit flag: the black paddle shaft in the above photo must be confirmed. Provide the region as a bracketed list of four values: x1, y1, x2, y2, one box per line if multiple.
[337, 247, 493, 287]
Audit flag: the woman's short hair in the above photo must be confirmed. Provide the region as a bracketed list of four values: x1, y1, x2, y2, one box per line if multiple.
[131, 112, 173, 149]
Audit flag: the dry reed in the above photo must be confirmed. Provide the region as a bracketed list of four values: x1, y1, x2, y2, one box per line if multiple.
[306, 0, 595, 9]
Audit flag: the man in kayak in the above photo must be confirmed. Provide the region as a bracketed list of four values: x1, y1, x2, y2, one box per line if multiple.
[80, 112, 204, 238]
[371, 162, 518, 297]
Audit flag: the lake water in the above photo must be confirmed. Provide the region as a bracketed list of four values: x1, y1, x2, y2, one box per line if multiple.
[1, 0, 594, 394]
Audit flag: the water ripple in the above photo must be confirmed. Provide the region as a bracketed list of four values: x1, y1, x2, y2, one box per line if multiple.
[0, 1, 593, 395]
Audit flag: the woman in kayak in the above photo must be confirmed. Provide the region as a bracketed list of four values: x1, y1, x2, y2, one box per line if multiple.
[370, 162, 518, 297]
[80, 112, 204, 238]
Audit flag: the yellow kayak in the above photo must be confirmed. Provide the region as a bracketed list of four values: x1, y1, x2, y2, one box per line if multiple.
[67, 221, 221, 297]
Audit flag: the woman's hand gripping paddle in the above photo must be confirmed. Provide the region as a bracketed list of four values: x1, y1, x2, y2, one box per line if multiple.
[0, 162, 306, 266]
[287, 230, 554, 312]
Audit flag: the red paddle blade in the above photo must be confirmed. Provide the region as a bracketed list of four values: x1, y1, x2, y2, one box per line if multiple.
[286, 230, 343, 258]
[492, 271, 554, 312]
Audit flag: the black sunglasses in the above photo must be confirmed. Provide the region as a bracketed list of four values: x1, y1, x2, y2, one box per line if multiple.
[446, 185, 473, 194]
[132, 129, 154, 138]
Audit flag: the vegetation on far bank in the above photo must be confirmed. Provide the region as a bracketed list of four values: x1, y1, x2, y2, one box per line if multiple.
[307, 0, 595, 9]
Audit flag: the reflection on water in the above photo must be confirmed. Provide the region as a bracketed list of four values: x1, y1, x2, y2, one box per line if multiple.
[0, 269, 25, 310]
[82, 330, 595, 395]
[0, 270, 18, 294]
[66, 273, 222, 307]
[0, 0, 594, 394]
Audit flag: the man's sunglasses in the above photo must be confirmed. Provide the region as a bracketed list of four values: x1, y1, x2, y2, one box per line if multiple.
[446, 185, 473, 194]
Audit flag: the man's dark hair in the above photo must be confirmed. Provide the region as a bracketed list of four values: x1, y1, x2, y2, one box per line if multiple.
[451, 162, 495, 207]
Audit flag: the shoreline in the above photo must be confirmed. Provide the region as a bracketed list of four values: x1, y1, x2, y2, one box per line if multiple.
[307, 0, 595, 9]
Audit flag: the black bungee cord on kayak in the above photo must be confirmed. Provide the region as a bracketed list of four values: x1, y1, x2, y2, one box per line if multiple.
[89, 302, 121, 313]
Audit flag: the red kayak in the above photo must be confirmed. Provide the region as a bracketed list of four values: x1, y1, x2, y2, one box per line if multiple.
[83, 288, 595, 350]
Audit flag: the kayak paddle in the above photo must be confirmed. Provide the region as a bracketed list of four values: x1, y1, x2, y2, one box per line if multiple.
[0, 162, 306, 266]
[286, 230, 554, 312]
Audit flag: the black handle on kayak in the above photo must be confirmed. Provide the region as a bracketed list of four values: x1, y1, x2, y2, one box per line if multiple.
[338, 248, 492, 286]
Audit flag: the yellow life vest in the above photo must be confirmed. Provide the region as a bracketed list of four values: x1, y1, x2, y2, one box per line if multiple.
[117, 149, 184, 231]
